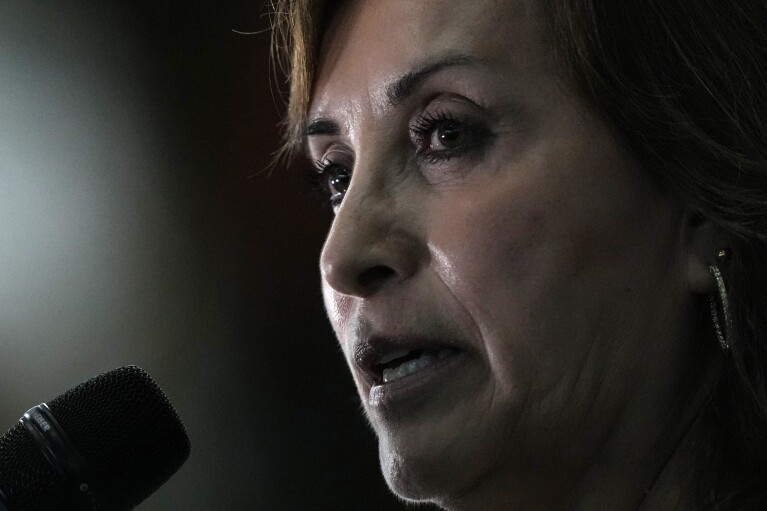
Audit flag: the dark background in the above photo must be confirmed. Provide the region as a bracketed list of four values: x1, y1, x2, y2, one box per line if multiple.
[0, 1, 419, 509]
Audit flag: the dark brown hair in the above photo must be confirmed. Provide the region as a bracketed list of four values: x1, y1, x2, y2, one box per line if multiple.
[539, 2, 767, 506]
[271, 1, 767, 507]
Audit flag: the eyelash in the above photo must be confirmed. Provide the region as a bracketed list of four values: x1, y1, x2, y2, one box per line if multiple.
[409, 109, 486, 165]
[307, 109, 490, 209]
[306, 158, 349, 210]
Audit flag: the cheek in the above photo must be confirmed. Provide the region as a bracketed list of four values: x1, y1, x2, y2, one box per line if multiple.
[424, 161, 666, 398]
[426, 186, 551, 397]
[427, 183, 548, 329]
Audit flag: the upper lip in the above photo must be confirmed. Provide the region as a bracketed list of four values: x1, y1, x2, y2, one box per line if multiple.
[353, 334, 464, 385]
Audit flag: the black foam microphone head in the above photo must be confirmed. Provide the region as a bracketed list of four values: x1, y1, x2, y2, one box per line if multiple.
[0, 366, 191, 510]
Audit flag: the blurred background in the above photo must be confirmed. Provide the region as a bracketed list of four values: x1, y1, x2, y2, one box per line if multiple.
[0, 1, 412, 509]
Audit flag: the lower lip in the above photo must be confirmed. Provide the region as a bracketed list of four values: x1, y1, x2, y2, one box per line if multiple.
[366, 350, 468, 411]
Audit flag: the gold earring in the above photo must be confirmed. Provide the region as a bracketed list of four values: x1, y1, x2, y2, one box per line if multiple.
[709, 263, 731, 351]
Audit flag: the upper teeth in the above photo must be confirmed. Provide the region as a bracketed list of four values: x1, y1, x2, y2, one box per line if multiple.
[377, 349, 411, 365]
[383, 352, 436, 383]
[380, 349, 455, 383]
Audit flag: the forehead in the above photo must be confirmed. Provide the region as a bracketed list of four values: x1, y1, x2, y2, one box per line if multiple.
[309, 0, 549, 117]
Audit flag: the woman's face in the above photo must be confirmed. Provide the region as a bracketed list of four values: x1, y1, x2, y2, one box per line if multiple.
[308, 0, 695, 507]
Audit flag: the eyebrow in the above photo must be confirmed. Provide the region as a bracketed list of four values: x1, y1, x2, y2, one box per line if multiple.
[303, 53, 482, 139]
[385, 53, 479, 105]
[305, 118, 340, 137]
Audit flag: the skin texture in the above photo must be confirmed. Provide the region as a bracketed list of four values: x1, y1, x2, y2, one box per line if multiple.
[307, 1, 721, 509]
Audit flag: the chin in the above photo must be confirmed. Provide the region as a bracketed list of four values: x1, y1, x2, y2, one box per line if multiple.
[378, 438, 446, 503]
[374, 420, 491, 506]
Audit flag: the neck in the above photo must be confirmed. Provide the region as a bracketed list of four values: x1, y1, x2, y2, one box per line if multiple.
[635, 361, 723, 511]
[436, 338, 724, 511]
[453, 354, 723, 511]
[571, 349, 724, 511]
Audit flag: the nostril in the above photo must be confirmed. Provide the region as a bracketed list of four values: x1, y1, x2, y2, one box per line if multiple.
[357, 265, 397, 290]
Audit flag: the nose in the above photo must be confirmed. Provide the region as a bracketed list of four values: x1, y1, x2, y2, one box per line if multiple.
[319, 182, 422, 298]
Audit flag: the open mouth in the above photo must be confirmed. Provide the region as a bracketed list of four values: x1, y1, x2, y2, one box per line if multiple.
[372, 348, 459, 384]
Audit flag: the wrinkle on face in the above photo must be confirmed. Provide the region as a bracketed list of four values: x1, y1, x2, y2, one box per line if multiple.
[312, 0, 694, 508]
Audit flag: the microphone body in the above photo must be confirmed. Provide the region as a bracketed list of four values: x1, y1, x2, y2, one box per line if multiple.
[0, 366, 190, 510]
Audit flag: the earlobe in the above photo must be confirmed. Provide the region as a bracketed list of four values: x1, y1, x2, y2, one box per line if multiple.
[684, 211, 728, 294]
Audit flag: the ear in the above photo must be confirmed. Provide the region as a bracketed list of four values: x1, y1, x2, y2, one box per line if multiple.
[684, 211, 727, 294]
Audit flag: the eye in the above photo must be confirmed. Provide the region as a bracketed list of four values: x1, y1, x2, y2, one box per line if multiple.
[429, 121, 465, 150]
[409, 108, 488, 165]
[310, 158, 351, 209]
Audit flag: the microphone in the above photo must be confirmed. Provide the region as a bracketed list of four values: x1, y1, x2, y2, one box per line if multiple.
[0, 366, 191, 510]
